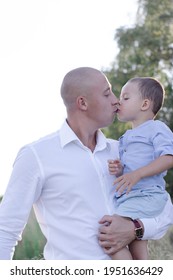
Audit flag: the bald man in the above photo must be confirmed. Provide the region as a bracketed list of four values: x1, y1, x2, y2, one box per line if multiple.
[0, 67, 172, 259]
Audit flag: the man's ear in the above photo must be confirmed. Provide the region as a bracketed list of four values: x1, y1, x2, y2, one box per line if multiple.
[141, 99, 151, 111]
[76, 96, 88, 110]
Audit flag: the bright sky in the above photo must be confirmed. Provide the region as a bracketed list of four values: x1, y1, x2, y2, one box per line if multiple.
[0, 0, 137, 195]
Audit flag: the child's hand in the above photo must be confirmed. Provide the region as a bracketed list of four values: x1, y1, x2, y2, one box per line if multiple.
[108, 159, 123, 177]
[113, 170, 142, 195]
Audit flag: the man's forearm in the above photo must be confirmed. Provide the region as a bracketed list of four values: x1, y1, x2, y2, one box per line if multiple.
[0, 234, 16, 259]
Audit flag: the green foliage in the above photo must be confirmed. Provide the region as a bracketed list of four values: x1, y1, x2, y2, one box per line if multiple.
[13, 209, 46, 260]
[103, 0, 173, 197]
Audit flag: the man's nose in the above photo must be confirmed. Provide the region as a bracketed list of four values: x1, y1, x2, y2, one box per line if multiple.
[112, 94, 119, 105]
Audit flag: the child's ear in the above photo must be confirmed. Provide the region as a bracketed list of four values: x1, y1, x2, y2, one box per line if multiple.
[141, 99, 151, 111]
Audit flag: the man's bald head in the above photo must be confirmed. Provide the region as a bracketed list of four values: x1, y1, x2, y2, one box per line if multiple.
[60, 67, 104, 109]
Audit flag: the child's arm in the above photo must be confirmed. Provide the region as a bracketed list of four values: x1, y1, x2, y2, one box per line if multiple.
[114, 154, 173, 195]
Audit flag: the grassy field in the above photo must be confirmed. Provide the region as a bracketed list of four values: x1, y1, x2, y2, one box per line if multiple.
[13, 209, 173, 260]
[13, 209, 46, 260]
[148, 227, 173, 260]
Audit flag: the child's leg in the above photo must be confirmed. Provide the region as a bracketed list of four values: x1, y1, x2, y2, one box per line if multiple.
[111, 246, 133, 260]
[129, 240, 148, 260]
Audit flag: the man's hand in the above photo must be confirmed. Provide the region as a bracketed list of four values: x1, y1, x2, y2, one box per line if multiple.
[98, 214, 135, 255]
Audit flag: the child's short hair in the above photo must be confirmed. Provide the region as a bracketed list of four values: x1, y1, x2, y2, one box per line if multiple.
[129, 77, 165, 116]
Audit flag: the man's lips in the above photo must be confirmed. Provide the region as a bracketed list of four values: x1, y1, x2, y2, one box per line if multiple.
[114, 108, 120, 113]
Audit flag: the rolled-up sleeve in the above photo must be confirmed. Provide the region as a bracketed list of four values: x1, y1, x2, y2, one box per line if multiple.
[153, 121, 173, 158]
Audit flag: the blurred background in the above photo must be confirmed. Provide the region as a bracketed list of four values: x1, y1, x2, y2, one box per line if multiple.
[0, 0, 173, 259]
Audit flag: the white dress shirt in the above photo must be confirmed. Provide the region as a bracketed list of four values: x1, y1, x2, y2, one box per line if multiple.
[0, 121, 173, 259]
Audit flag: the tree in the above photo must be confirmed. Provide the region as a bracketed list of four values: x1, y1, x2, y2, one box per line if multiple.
[103, 0, 173, 196]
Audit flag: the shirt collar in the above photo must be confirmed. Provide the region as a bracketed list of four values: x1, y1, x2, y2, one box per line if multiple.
[59, 120, 110, 151]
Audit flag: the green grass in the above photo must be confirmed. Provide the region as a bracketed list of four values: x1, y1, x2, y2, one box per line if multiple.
[13, 209, 46, 260]
[13, 209, 173, 260]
